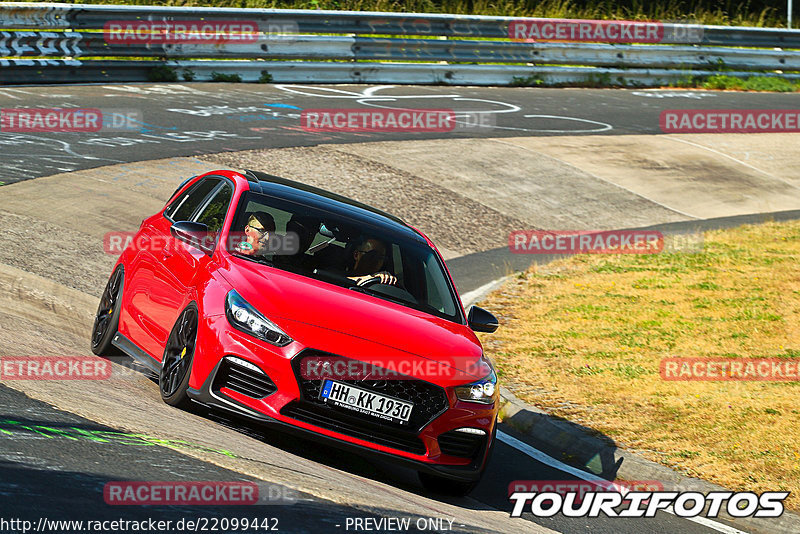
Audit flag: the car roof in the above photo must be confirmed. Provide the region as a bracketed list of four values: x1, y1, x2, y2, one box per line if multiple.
[241, 170, 425, 243]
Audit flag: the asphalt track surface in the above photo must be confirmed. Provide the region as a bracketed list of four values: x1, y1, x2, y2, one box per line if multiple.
[1, 83, 796, 534]
[0, 83, 798, 184]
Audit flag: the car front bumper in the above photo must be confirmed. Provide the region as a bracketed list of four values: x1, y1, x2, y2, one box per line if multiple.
[188, 319, 497, 482]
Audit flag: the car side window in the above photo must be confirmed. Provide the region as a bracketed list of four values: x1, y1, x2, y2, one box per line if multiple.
[165, 178, 221, 222]
[194, 182, 233, 234]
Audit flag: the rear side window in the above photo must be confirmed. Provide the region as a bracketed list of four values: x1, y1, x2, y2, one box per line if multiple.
[194, 183, 233, 234]
[166, 175, 195, 204]
[165, 178, 220, 221]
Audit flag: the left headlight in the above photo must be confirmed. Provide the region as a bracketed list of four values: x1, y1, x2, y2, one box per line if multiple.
[225, 290, 292, 347]
[454, 364, 498, 405]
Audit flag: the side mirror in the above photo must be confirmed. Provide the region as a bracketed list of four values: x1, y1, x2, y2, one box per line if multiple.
[467, 306, 498, 333]
[170, 221, 214, 255]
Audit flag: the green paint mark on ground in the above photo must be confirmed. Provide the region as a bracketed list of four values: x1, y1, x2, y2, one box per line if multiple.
[0, 420, 237, 458]
[27, 425, 81, 440]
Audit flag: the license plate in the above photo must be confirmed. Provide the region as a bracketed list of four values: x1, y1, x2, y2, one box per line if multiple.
[320, 380, 413, 425]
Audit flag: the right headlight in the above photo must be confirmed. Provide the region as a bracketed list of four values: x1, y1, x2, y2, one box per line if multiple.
[454, 366, 498, 405]
[225, 290, 292, 347]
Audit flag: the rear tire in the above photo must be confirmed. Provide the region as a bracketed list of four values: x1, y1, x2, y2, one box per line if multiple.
[91, 267, 124, 356]
[159, 305, 198, 409]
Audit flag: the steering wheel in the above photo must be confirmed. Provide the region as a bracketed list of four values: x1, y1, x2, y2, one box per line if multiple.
[356, 277, 418, 305]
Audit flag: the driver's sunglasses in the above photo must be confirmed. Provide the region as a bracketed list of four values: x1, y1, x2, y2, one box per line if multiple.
[246, 224, 266, 234]
[357, 249, 386, 260]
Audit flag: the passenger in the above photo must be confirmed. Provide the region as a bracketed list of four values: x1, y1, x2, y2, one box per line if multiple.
[235, 212, 276, 257]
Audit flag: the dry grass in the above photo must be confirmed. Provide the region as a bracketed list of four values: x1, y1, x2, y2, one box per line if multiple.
[479, 221, 800, 507]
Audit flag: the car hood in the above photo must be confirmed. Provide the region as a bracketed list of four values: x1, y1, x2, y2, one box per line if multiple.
[219, 257, 485, 381]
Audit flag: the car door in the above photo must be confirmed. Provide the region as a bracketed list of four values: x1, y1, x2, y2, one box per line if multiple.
[152, 178, 235, 359]
[123, 177, 222, 359]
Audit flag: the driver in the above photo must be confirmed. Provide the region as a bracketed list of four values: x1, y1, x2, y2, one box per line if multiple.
[235, 212, 276, 257]
[347, 237, 397, 286]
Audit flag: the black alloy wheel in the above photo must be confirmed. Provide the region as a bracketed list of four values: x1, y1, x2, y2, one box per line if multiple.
[160, 305, 198, 408]
[91, 267, 124, 356]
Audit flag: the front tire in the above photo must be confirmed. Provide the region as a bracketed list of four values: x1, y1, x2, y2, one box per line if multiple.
[159, 305, 198, 409]
[91, 267, 124, 356]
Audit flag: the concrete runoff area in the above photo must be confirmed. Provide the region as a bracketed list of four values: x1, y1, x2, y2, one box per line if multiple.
[336, 133, 800, 222]
[500, 135, 800, 218]
[333, 138, 690, 230]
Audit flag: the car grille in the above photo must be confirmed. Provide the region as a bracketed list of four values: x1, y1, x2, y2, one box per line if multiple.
[212, 358, 277, 399]
[438, 430, 487, 459]
[281, 350, 450, 454]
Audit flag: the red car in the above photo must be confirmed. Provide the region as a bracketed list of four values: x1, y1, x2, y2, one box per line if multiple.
[91, 169, 499, 495]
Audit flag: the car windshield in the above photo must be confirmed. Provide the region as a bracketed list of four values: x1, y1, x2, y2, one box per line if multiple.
[226, 192, 463, 323]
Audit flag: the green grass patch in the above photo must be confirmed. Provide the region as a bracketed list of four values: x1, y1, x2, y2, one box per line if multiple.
[679, 75, 800, 92]
[704, 75, 800, 92]
[211, 72, 243, 83]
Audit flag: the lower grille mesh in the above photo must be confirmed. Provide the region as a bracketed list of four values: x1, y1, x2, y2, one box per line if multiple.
[212, 358, 277, 399]
[438, 430, 487, 459]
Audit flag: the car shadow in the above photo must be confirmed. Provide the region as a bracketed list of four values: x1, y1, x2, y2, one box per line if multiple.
[501, 403, 625, 482]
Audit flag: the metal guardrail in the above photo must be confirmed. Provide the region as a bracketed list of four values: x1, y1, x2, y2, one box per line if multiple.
[1, 2, 798, 86]
[3, 32, 798, 71]
[6, 60, 799, 86]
